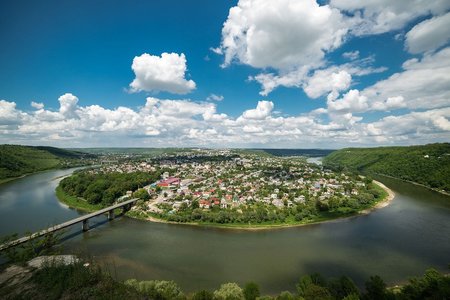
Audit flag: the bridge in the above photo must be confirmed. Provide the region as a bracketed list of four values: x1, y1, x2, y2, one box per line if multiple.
[0, 198, 139, 252]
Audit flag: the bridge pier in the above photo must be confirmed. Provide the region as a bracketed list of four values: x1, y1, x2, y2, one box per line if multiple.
[122, 204, 130, 213]
[108, 209, 115, 220]
[82, 219, 89, 231]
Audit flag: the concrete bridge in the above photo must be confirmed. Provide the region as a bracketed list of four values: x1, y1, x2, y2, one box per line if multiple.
[0, 198, 139, 252]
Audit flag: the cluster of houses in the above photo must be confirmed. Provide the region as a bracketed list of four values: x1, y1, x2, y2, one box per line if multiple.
[138, 150, 367, 213]
[89, 161, 157, 175]
[90, 149, 369, 214]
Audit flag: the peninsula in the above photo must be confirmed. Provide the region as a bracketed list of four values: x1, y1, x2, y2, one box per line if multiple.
[56, 149, 391, 229]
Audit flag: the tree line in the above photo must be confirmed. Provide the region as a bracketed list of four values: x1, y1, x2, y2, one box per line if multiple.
[59, 170, 160, 206]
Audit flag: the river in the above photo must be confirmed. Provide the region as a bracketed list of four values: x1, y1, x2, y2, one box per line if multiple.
[0, 168, 449, 294]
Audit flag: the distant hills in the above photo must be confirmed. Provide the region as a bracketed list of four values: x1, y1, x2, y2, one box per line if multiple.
[323, 143, 450, 193]
[258, 148, 335, 157]
[0, 145, 94, 183]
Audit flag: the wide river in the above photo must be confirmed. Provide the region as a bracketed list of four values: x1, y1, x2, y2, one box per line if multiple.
[0, 168, 449, 294]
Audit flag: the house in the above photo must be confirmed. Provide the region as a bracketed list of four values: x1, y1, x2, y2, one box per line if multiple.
[157, 177, 181, 188]
[199, 199, 211, 209]
[211, 197, 220, 206]
[220, 198, 228, 209]
[272, 199, 284, 208]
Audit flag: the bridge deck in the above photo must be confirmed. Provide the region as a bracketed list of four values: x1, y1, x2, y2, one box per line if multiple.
[0, 198, 138, 252]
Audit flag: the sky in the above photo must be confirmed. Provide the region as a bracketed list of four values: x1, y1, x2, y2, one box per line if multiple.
[0, 0, 450, 148]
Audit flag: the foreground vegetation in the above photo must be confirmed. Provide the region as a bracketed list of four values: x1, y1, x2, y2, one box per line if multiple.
[0, 145, 95, 183]
[1, 256, 448, 299]
[323, 143, 450, 193]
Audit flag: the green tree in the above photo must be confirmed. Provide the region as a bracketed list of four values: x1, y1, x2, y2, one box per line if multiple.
[276, 291, 294, 300]
[243, 282, 260, 300]
[363, 275, 387, 300]
[213, 283, 244, 300]
[133, 188, 150, 200]
[297, 274, 331, 300]
[401, 268, 450, 299]
[192, 200, 200, 209]
[328, 276, 359, 299]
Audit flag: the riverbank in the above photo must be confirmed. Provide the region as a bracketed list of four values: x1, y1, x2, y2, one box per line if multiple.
[55, 186, 102, 213]
[374, 173, 450, 197]
[359, 180, 395, 214]
[0, 169, 56, 185]
[143, 180, 395, 230]
[0, 165, 91, 186]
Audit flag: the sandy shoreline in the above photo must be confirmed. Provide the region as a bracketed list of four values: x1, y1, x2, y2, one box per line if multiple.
[143, 180, 396, 231]
[359, 180, 395, 214]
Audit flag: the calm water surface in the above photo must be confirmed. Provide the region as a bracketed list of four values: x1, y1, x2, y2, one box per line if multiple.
[0, 168, 449, 293]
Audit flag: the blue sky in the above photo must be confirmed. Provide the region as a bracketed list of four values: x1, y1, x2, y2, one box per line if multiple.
[1, 0, 449, 148]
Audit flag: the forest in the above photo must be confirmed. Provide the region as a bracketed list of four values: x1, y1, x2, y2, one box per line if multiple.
[323, 143, 450, 193]
[59, 170, 161, 206]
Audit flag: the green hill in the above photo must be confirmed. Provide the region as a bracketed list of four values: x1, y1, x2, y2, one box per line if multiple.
[323, 143, 450, 193]
[0, 145, 94, 182]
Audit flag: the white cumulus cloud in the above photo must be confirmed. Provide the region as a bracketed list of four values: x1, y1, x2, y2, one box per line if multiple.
[58, 93, 79, 119]
[304, 69, 352, 99]
[405, 12, 450, 54]
[129, 52, 196, 94]
[242, 101, 274, 120]
[1, 94, 449, 148]
[31, 101, 44, 110]
[363, 47, 450, 110]
[218, 0, 349, 69]
[215, 0, 449, 98]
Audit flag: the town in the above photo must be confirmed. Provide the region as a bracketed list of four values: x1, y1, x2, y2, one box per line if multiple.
[76, 149, 383, 226]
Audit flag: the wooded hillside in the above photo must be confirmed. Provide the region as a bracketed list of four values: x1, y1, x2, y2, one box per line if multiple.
[323, 143, 450, 193]
[0, 145, 93, 182]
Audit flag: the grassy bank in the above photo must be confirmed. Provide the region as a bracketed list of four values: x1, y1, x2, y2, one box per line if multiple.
[55, 186, 129, 218]
[55, 186, 102, 213]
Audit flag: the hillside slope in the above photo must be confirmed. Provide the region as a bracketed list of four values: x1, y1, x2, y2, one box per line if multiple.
[323, 143, 450, 193]
[0, 145, 93, 182]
